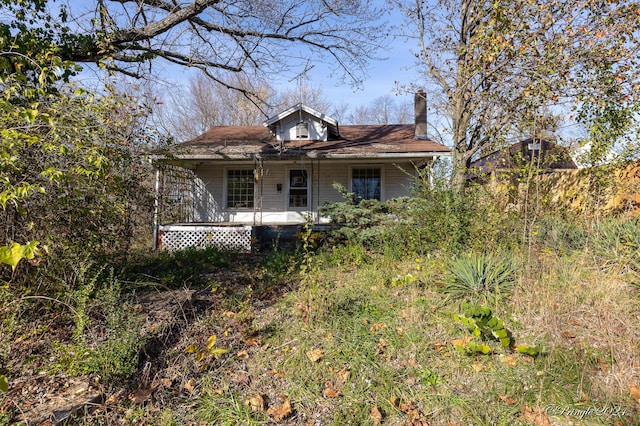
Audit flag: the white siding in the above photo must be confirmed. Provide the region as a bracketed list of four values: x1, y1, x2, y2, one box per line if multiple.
[385, 162, 419, 199]
[188, 160, 426, 224]
[276, 113, 328, 142]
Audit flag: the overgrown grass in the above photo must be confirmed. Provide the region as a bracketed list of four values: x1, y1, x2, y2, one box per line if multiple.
[121, 245, 231, 288]
[3, 193, 640, 425]
[187, 216, 640, 425]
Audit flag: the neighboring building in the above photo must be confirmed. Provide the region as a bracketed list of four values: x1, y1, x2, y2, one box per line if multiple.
[468, 138, 578, 182]
[151, 91, 450, 251]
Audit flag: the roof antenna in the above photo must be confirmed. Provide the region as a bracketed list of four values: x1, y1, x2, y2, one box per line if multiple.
[289, 61, 314, 107]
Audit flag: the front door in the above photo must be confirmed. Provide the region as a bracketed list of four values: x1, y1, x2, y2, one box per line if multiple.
[288, 169, 309, 209]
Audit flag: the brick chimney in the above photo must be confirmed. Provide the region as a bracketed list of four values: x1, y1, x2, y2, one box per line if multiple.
[414, 89, 427, 139]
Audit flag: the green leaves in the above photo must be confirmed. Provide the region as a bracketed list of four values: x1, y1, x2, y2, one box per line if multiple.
[0, 241, 40, 271]
[186, 335, 229, 363]
[454, 305, 512, 348]
[453, 304, 539, 357]
[0, 374, 7, 393]
[444, 252, 516, 303]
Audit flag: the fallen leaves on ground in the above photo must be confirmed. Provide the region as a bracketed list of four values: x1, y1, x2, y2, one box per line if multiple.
[233, 372, 251, 386]
[245, 337, 262, 346]
[244, 394, 265, 412]
[267, 397, 293, 422]
[390, 396, 429, 425]
[306, 348, 323, 362]
[499, 394, 517, 405]
[330, 366, 350, 385]
[183, 379, 195, 393]
[322, 382, 340, 398]
[370, 405, 383, 425]
[521, 405, 550, 426]
[630, 384, 640, 403]
[129, 388, 152, 404]
[369, 322, 387, 332]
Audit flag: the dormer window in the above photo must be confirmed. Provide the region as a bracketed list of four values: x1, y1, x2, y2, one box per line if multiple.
[264, 104, 339, 142]
[296, 122, 309, 139]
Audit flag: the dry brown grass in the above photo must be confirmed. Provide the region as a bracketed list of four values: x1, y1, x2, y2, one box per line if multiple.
[514, 250, 640, 408]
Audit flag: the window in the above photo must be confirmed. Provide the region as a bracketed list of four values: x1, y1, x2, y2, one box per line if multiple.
[227, 169, 254, 208]
[527, 142, 541, 150]
[352, 168, 381, 201]
[289, 169, 308, 208]
[296, 122, 309, 139]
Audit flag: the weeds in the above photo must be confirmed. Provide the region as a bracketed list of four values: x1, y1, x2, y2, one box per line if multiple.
[5, 194, 640, 425]
[122, 245, 230, 288]
[48, 269, 144, 380]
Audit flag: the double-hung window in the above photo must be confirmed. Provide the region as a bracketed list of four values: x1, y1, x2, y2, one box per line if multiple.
[226, 169, 254, 208]
[352, 168, 381, 201]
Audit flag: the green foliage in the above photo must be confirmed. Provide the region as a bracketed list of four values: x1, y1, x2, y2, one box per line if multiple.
[186, 335, 229, 363]
[0, 374, 7, 393]
[319, 183, 398, 248]
[533, 215, 587, 254]
[67, 262, 102, 342]
[453, 304, 539, 356]
[49, 269, 144, 380]
[454, 305, 512, 348]
[590, 217, 640, 266]
[576, 65, 640, 168]
[0, 241, 39, 272]
[390, 272, 418, 287]
[320, 177, 497, 257]
[0, 23, 158, 289]
[444, 252, 516, 303]
[406, 169, 500, 253]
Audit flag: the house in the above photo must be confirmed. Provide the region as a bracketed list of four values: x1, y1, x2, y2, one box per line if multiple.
[151, 91, 450, 251]
[468, 138, 578, 182]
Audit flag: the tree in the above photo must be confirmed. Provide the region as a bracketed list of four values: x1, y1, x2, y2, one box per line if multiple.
[346, 95, 411, 124]
[155, 72, 274, 141]
[0, 48, 155, 280]
[270, 83, 334, 117]
[393, 0, 640, 187]
[1, 0, 389, 94]
[153, 74, 335, 141]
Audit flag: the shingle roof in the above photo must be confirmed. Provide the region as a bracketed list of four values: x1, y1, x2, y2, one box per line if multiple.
[159, 124, 449, 160]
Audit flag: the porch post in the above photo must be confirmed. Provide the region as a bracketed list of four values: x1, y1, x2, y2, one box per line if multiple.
[152, 166, 161, 251]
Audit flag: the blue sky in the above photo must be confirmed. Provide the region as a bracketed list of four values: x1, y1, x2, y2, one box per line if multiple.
[155, 2, 421, 111]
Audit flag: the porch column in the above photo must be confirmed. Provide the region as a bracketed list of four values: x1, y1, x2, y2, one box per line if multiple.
[152, 167, 161, 251]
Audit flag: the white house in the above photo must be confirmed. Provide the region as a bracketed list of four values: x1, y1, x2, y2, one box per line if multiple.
[151, 91, 450, 251]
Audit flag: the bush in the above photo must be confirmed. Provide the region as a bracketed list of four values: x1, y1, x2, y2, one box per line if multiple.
[444, 252, 517, 303]
[319, 183, 398, 248]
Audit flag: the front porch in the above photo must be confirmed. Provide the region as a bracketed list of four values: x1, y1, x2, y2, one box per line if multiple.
[156, 223, 329, 252]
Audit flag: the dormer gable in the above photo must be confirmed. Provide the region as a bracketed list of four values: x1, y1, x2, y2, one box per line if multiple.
[264, 103, 339, 142]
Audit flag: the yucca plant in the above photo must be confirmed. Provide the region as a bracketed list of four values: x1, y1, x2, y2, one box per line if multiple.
[444, 252, 516, 303]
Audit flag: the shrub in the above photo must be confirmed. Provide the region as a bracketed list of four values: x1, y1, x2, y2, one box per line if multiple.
[444, 252, 516, 303]
[319, 183, 398, 248]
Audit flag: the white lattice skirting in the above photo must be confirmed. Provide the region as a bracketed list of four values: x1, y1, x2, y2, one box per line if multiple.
[159, 225, 253, 252]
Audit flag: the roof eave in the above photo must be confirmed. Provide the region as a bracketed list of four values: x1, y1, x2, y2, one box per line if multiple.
[153, 151, 450, 161]
[307, 151, 451, 159]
